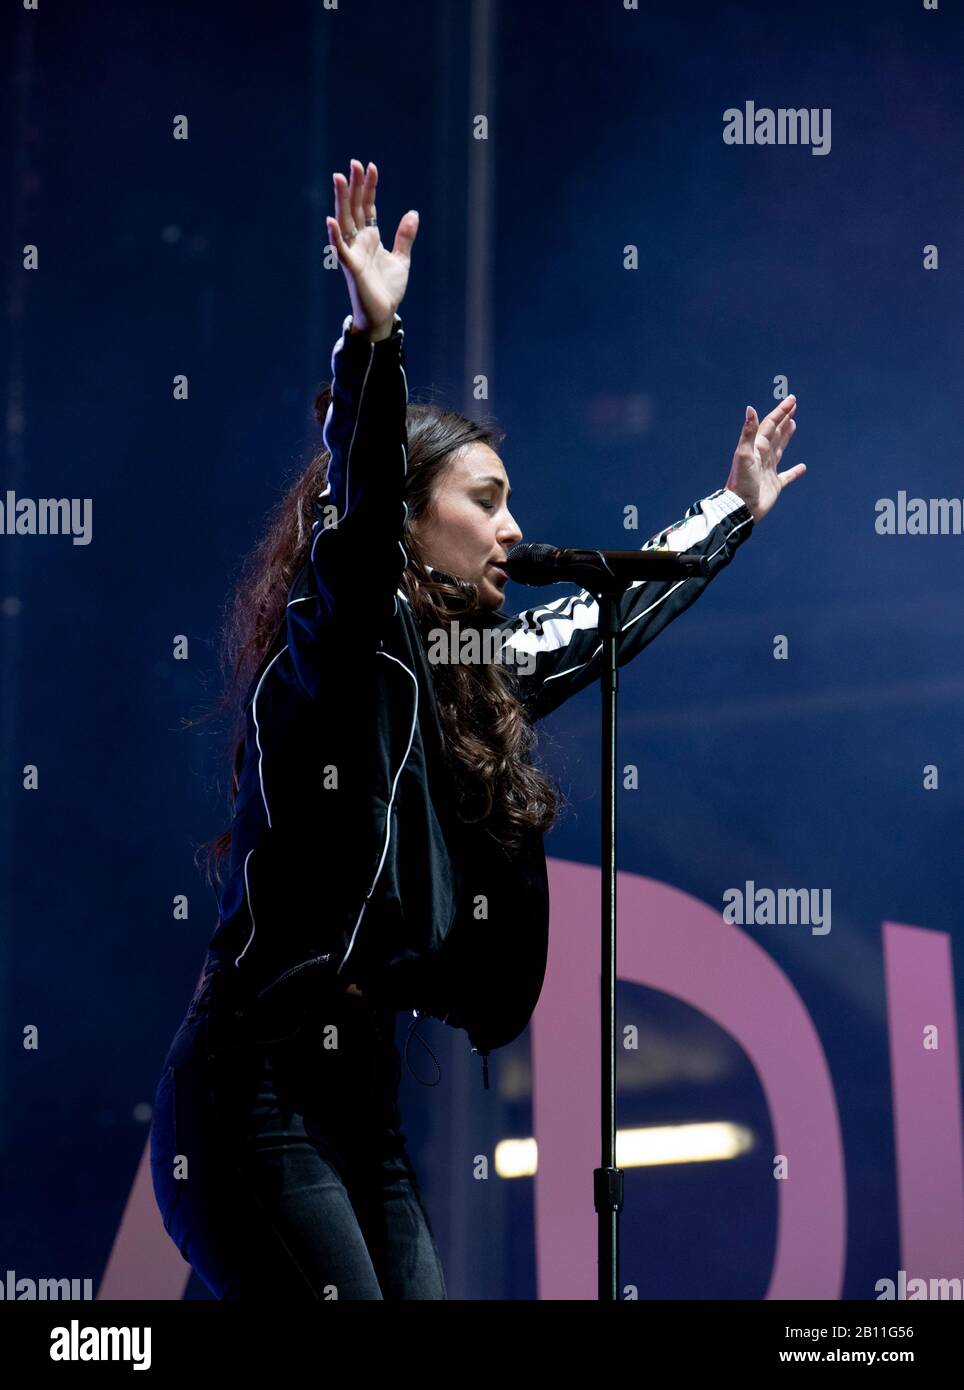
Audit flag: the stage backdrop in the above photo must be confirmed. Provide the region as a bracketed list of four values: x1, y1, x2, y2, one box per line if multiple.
[2, 0, 962, 1301]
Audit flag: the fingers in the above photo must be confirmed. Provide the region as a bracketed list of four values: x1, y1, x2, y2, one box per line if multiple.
[325, 213, 349, 265]
[392, 209, 419, 260]
[756, 395, 796, 446]
[326, 211, 359, 278]
[332, 170, 356, 248]
[330, 160, 380, 255]
[777, 462, 807, 486]
[774, 404, 798, 458]
[736, 405, 759, 457]
[349, 158, 368, 230]
[361, 161, 378, 225]
[737, 397, 798, 472]
[767, 404, 801, 482]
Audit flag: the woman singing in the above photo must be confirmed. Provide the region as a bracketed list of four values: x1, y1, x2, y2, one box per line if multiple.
[149, 158, 804, 1300]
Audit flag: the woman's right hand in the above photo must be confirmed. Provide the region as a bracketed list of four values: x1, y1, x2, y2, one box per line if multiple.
[326, 159, 419, 339]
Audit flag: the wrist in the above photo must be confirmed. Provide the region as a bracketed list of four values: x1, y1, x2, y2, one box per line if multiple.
[724, 482, 758, 521]
[349, 316, 395, 343]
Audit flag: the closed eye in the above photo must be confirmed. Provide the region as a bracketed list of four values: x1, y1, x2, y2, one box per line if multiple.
[477, 499, 496, 511]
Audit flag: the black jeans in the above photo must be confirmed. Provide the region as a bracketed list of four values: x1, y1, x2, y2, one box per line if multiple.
[149, 971, 447, 1300]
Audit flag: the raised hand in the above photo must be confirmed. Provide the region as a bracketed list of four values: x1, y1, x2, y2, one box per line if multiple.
[726, 396, 806, 523]
[326, 159, 419, 339]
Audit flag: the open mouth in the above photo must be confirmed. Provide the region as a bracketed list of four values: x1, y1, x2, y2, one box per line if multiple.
[489, 563, 508, 580]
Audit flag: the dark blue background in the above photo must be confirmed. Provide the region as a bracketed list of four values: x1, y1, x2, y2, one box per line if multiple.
[1, 0, 961, 1300]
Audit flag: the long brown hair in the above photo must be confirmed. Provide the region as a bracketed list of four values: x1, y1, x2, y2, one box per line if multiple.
[192, 384, 564, 891]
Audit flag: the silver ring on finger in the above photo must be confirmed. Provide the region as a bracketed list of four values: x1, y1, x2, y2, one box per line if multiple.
[345, 227, 358, 243]
[366, 215, 377, 227]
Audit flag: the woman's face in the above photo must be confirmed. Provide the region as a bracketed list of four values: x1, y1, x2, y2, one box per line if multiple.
[411, 443, 523, 609]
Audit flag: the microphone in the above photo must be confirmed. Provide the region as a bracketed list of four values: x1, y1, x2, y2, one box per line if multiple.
[503, 542, 710, 589]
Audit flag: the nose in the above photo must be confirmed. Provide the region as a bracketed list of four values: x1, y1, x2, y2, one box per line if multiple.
[500, 510, 523, 547]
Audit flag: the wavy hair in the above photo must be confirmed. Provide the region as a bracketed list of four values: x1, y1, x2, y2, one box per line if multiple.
[192, 385, 564, 890]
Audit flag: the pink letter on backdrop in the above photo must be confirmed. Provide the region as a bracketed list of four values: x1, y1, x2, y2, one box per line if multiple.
[883, 921, 964, 1280]
[532, 858, 846, 1300]
[97, 889, 962, 1299]
[97, 1143, 192, 1299]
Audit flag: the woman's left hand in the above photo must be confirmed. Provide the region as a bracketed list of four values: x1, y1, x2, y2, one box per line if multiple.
[725, 396, 806, 523]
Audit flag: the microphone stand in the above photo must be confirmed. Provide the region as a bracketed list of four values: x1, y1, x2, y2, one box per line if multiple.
[505, 543, 708, 1300]
[593, 584, 624, 1301]
[586, 556, 706, 1300]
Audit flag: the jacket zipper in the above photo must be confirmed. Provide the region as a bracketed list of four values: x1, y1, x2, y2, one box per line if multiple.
[244, 650, 417, 1005]
[336, 647, 419, 979]
[254, 953, 334, 1002]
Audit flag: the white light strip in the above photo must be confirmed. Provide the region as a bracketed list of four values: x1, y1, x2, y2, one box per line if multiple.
[494, 1123, 754, 1179]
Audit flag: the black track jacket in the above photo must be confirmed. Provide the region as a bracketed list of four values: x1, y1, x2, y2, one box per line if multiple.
[200, 312, 755, 1071]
